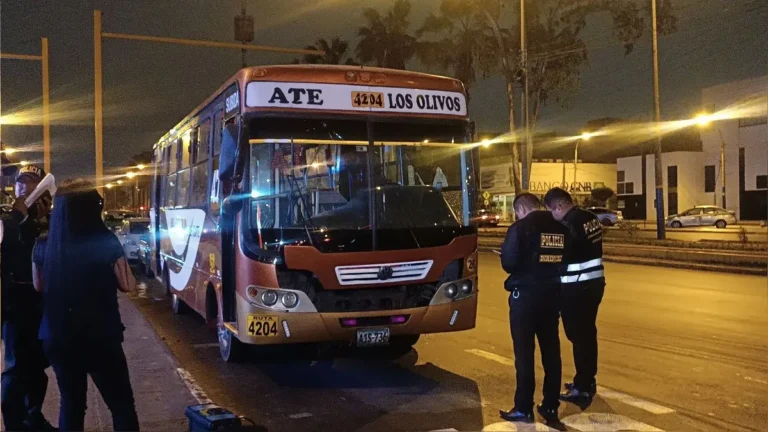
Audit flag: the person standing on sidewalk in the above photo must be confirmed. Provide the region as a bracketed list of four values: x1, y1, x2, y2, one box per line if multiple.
[544, 187, 605, 403]
[498, 193, 568, 424]
[32, 179, 140, 431]
[1, 164, 56, 431]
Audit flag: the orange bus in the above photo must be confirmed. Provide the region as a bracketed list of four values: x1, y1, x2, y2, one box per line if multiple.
[148, 65, 480, 361]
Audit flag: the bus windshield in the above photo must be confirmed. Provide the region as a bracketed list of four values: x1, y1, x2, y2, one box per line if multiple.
[247, 117, 477, 251]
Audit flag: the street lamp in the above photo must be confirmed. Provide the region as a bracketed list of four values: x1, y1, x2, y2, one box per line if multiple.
[481, 139, 491, 148]
[573, 132, 593, 184]
[696, 112, 726, 208]
[19, 160, 29, 167]
[136, 164, 146, 170]
[125, 171, 136, 179]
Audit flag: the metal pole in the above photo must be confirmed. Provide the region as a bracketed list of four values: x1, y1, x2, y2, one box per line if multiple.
[651, 0, 665, 239]
[241, 0, 247, 68]
[718, 128, 726, 209]
[94, 10, 104, 191]
[573, 140, 579, 184]
[520, 0, 531, 192]
[41, 37, 51, 173]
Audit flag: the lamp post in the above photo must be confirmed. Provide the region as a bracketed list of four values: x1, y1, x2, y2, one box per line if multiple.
[574, 132, 593, 184]
[696, 114, 726, 208]
[651, 0, 666, 239]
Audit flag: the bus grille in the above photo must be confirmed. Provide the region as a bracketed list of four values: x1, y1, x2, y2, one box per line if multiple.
[314, 284, 438, 313]
[334, 260, 434, 286]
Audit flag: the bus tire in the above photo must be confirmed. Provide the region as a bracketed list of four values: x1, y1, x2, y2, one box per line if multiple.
[390, 334, 420, 351]
[171, 293, 187, 315]
[218, 324, 245, 363]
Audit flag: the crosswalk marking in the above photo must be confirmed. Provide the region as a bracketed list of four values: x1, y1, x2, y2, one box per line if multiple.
[465, 349, 675, 415]
[465, 349, 515, 366]
[596, 386, 675, 415]
[562, 413, 663, 431]
[483, 421, 557, 431]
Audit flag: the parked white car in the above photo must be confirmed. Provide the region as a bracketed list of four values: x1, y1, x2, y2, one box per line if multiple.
[587, 207, 624, 226]
[665, 205, 736, 229]
[117, 217, 150, 260]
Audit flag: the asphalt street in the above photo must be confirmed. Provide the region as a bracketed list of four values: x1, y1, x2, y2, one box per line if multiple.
[130, 256, 767, 432]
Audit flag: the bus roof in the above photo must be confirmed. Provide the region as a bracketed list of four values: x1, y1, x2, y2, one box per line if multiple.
[154, 65, 468, 148]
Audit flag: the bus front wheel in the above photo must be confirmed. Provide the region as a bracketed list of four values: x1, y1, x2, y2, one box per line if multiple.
[218, 324, 245, 363]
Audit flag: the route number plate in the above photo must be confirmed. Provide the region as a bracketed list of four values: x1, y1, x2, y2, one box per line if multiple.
[356, 328, 390, 347]
[247, 314, 279, 337]
[351, 91, 384, 108]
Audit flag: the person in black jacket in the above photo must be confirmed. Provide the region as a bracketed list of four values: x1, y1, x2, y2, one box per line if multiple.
[544, 187, 605, 402]
[498, 193, 568, 424]
[1, 164, 55, 431]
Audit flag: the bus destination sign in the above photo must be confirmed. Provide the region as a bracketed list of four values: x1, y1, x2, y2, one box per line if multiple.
[245, 81, 467, 117]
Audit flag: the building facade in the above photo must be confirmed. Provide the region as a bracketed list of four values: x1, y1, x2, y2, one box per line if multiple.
[616, 76, 767, 221]
[480, 160, 617, 221]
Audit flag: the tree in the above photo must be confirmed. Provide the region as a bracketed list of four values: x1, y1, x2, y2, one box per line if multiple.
[356, 0, 417, 69]
[416, 0, 496, 102]
[295, 37, 358, 65]
[590, 186, 615, 205]
[422, 0, 676, 194]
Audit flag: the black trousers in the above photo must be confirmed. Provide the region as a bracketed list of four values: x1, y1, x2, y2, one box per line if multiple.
[561, 279, 605, 392]
[48, 341, 139, 432]
[509, 285, 561, 412]
[1, 315, 50, 431]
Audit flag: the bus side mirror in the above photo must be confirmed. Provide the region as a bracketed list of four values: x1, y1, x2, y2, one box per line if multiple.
[219, 122, 248, 183]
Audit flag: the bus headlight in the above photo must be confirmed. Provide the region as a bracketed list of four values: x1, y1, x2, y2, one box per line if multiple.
[444, 283, 458, 299]
[459, 280, 472, 294]
[261, 290, 278, 306]
[281, 292, 299, 308]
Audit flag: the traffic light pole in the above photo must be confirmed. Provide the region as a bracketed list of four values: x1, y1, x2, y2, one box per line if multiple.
[651, 0, 666, 240]
[0, 37, 52, 173]
[93, 9, 322, 190]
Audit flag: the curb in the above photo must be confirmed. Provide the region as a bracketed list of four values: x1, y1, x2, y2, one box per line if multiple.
[476, 247, 767, 276]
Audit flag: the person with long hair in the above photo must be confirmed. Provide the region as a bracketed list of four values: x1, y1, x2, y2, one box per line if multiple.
[32, 179, 139, 431]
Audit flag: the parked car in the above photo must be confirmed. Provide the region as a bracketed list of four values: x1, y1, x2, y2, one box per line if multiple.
[587, 207, 624, 226]
[473, 209, 501, 227]
[117, 217, 150, 260]
[137, 238, 153, 277]
[665, 205, 736, 229]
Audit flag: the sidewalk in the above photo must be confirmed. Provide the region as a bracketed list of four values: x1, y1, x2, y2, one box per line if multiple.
[39, 294, 197, 430]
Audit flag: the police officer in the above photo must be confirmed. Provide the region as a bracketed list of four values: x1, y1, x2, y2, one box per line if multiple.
[543, 187, 605, 402]
[499, 193, 568, 424]
[1, 164, 55, 431]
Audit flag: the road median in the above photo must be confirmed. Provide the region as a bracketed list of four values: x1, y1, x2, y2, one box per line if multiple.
[478, 237, 767, 276]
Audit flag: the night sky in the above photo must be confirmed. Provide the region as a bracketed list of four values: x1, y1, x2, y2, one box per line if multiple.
[1, 0, 766, 180]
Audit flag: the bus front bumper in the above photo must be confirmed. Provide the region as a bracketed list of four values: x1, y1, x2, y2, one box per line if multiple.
[233, 292, 478, 345]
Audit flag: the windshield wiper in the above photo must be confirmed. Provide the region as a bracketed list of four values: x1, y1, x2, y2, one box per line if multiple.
[284, 171, 316, 247]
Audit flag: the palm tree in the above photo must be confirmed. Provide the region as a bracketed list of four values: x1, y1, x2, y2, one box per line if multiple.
[297, 37, 358, 65]
[355, 0, 416, 69]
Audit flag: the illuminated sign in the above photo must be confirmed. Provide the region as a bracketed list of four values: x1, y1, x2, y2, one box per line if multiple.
[245, 82, 467, 117]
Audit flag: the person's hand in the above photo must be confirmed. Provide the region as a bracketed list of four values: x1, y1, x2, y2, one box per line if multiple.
[12, 197, 29, 218]
[34, 194, 52, 218]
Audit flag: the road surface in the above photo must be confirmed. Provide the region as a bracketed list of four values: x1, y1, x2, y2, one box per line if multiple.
[130, 257, 767, 431]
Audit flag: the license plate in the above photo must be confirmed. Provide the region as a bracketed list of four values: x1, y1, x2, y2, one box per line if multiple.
[247, 314, 279, 337]
[351, 91, 385, 108]
[356, 328, 390, 347]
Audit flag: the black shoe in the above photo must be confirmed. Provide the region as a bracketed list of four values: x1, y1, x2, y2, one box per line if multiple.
[560, 387, 593, 401]
[499, 408, 534, 423]
[564, 382, 575, 391]
[565, 382, 597, 394]
[537, 404, 559, 423]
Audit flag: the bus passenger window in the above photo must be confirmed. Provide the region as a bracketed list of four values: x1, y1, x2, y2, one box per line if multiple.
[181, 132, 191, 169]
[166, 173, 177, 208]
[212, 111, 223, 156]
[199, 119, 211, 160]
[176, 169, 190, 207]
[169, 140, 179, 174]
[191, 163, 208, 207]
